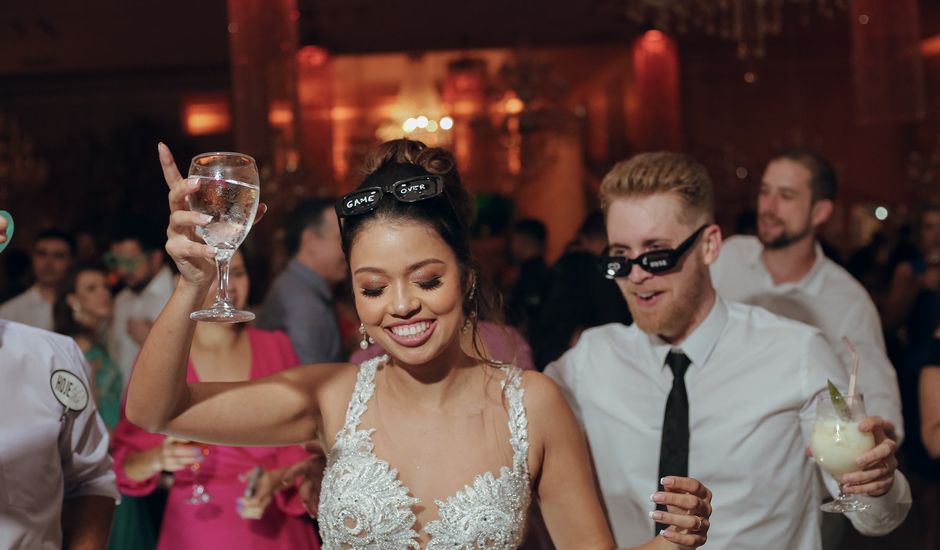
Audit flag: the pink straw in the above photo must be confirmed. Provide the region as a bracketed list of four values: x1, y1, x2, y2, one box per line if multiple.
[842, 336, 859, 405]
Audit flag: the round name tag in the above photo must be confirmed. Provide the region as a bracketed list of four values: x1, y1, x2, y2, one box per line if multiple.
[50, 370, 89, 412]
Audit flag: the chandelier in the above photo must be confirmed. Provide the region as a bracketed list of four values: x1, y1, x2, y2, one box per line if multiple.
[375, 55, 454, 146]
[623, 0, 850, 60]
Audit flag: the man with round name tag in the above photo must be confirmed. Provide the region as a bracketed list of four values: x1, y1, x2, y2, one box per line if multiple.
[0, 211, 118, 550]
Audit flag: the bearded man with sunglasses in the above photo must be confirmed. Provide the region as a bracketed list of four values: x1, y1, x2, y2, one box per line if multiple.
[545, 152, 910, 549]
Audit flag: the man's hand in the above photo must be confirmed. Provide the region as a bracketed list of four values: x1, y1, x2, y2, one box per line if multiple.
[841, 416, 898, 497]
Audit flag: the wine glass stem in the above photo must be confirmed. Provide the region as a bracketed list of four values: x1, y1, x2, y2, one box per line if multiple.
[214, 251, 232, 306]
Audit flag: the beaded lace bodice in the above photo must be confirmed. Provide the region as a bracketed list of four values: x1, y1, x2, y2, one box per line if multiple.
[318, 356, 531, 550]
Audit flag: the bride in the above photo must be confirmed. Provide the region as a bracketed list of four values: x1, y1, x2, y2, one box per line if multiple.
[127, 139, 712, 549]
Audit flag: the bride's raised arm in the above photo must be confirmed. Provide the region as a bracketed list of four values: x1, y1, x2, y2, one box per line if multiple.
[125, 143, 346, 447]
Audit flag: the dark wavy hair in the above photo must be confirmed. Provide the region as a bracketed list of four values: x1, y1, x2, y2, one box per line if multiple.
[53, 262, 109, 341]
[340, 139, 502, 362]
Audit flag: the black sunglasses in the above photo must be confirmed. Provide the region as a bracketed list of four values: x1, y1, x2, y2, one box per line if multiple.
[600, 224, 708, 278]
[336, 175, 445, 219]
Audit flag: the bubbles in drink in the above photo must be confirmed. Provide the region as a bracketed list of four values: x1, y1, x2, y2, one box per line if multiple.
[187, 177, 259, 251]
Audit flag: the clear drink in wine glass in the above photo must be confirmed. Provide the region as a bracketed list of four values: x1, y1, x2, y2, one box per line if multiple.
[186, 152, 260, 322]
[810, 390, 875, 513]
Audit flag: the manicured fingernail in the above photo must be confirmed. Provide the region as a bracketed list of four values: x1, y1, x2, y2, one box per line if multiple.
[649, 511, 663, 520]
[651, 492, 666, 503]
[198, 214, 213, 224]
[661, 476, 674, 486]
[206, 246, 218, 255]
[660, 529, 672, 538]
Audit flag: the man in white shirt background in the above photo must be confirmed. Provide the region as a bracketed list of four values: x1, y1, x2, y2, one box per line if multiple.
[0, 228, 74, 330]
[710, 149, 903, 435]
[708, 150, 905, 548]
[546, 152, 910, 549]
[106, 219, 175, 390]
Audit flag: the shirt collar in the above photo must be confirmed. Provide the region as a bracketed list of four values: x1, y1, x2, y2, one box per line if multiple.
[143, 266, 174, 296]
[288, 259, 333, 301]
[753, 240, 828, 296]
[645, 296, 728, 371]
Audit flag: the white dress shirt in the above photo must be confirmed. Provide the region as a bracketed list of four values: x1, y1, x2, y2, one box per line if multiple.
[0, 320, 118, 550]
[710, 235, 904, 439]
[0, 285, 53, 330]
[546, 298, 911, 550]
[108, 265, 174, 390]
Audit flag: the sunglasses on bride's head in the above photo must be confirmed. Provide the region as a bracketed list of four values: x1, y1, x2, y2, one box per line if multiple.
[600, 224, 708, 279]
[336, 175, 445, 219]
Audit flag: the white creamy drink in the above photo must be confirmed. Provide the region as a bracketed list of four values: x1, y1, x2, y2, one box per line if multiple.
[811, 418, 875, 478]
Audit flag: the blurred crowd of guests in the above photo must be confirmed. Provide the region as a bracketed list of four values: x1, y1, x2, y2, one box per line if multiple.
[0, 146, 937, 549]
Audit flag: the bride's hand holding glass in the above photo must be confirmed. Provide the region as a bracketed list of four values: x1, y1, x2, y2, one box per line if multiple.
[158, 144, 267, 303]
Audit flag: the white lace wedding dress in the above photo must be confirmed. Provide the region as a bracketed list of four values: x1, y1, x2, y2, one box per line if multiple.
[318, 356, 531, 549]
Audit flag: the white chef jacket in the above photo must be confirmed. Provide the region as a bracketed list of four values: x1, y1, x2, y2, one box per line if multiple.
[0, 320, 118, 550]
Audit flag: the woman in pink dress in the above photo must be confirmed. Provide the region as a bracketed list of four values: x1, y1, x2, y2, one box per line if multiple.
[111, 251, 320, 550]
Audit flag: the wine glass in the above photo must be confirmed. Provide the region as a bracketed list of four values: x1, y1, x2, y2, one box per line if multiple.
[186, 444, 212, 505]
[186, 152, 260, 322]
[810, 391, 875, 513]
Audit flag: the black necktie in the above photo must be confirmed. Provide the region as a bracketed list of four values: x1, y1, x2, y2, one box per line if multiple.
[655, 350, 691, 533]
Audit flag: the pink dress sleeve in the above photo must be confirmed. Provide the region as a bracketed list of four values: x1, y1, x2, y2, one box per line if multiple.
[111, 405, 167, 496]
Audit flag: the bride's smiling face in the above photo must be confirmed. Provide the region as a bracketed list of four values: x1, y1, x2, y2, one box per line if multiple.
[349, 219, 466, 367]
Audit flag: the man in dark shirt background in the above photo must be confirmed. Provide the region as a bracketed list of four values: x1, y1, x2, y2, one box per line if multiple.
[257, 197, 346, 364]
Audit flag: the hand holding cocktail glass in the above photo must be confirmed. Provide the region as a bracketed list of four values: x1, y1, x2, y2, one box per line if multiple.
[809, 338, 899, 513]
[159, 143, 266, 323]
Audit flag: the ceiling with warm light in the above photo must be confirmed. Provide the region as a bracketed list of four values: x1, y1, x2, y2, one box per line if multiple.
[2, 1, 938, 75]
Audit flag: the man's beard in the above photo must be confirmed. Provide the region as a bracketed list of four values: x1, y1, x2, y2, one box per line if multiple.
[626, 266, 710, 340]
[127, 275, 154, 294]
[758, 214, 812, 250]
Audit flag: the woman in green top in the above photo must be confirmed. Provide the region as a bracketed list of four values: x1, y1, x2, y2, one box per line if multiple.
[53, 262, 123, 428]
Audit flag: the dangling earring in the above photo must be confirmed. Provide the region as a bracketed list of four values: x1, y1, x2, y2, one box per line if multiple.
[466, 276, 477, 304]
[359, 323, 374, 350]
[462, 275, 478, 334]
[461, 310, 477, 334]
